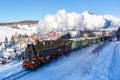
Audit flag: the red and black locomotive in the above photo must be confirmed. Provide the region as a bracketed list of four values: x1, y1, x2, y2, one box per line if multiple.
[22, 39, 72, 70]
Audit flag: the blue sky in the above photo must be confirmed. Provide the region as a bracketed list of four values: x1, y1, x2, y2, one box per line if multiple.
[0, 0, 120, 23]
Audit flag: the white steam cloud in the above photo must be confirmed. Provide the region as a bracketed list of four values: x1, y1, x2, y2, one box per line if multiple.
[37, 9, 120, 35]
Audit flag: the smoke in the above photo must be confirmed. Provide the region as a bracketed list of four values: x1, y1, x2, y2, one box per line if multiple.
[103, 15, 120, 27]
[37, 9, 120, 35]
[82, 11, 106, 30]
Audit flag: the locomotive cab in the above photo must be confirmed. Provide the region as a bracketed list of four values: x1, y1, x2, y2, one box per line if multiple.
[22, 44, 40, 70]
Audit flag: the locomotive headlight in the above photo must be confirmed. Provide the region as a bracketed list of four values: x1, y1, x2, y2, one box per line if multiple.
[58, 49, 61, 51]
[32, 61, 35, 64]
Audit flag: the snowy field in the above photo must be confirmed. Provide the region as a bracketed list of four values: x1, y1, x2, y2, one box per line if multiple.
[0, 41, 120, 80]
[0, 26, 34, 42]
[0, 61, 23, 79]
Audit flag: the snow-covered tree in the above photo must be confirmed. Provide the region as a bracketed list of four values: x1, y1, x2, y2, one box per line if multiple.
[5, 36, 8, 43]
[10, 35, 15, 44]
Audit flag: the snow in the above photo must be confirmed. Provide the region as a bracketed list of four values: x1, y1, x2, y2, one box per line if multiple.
[0, 26, 34, 42]
[108, 43, 120, 80]
[83, 42, 120, 80]
[0, 61, 23, 79]
[17, 24, 37, 32]
[0, 41, 120, 80]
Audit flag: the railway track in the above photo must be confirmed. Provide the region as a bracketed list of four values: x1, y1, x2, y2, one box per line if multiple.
[2, 70, 31, 80]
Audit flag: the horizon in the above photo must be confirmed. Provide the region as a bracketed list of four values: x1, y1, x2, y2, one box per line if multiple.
[0, 20, 39, 23]
[0, 0, 120, 23]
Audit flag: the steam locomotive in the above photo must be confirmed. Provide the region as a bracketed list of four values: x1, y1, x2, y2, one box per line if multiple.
[22, 33, 113, 70]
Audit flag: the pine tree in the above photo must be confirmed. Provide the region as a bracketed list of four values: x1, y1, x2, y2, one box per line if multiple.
[24, 34, 28, 38]
[18, 34, 22, 38]
[5, 36, 8, 43]
[10, 35, 15, 44]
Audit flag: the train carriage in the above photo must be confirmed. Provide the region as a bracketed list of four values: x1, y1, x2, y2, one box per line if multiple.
[87, 38, 93, 45]
[81, 39, 89, 47]
[71, 40, 78, 51]
[96, 37, 101, 43]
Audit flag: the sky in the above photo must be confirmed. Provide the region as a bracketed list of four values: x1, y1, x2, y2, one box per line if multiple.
[0, 0, 120, 23]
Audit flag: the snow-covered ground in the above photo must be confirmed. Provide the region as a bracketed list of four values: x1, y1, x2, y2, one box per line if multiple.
[0, 41, 120, 80]
[0, 61, 23, 79]
[0, 26, 34, 42]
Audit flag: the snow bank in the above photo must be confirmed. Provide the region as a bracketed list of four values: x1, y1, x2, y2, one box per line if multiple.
[108, 42, 120, 80]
